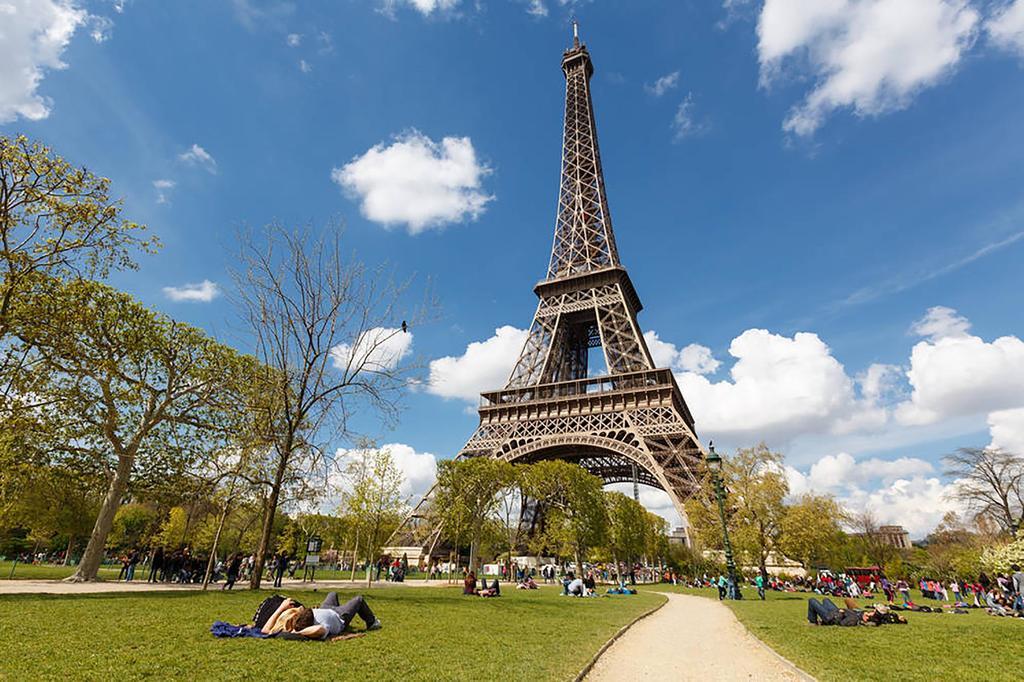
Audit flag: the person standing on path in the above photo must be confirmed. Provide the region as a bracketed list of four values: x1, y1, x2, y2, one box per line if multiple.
[717, 574, 727, 600]
[273, 552, 289, 588]
[223, 553, 242, 590]
[148, 547, 164, 583]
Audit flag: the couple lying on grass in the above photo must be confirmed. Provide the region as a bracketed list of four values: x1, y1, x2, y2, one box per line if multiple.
[211, 592, 382, 641]
[463, 571, 501, 597]
[807, 597, 908, 627]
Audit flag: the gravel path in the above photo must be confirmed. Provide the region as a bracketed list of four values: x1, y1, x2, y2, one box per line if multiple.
[585, 592, 810, 681]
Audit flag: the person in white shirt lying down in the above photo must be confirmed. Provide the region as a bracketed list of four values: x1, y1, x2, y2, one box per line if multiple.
[261, 592, 382, 639]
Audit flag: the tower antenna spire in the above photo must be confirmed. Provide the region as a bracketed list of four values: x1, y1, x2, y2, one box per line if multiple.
[572, 18, 580, 48]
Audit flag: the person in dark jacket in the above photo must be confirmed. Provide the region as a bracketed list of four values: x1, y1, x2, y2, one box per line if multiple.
[273, 552, 289, 588]
[148, 547, 164, 583]
[223, 553, 243, 590]
[807, 598, 907, 626]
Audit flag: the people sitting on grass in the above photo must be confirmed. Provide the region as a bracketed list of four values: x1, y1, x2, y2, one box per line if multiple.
[517, 576, 538, 589]
[464, 571, 478, 595]
[806, 597, 908, 627]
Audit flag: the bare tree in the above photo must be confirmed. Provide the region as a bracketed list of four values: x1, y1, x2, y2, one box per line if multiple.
[945, 447, 1024, 535]
[232, 223, 425, 588]
[851, 509, 899, 569]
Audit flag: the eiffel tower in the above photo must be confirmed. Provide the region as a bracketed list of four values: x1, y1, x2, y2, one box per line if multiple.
[388, 24, 706, 559]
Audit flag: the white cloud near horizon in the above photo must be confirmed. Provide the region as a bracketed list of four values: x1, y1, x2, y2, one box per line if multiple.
[755, 0, 979, 135]
[0, 0, 88, 123]
[328, 443, 438, 509]
[152, 178, 176, 204]
[162, 279, 220, 303]
[380, 0, 460, 17]
[178, 143, 218, 174]
[332, 130, 493, 234]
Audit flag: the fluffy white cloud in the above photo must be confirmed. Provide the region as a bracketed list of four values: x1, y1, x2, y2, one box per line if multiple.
[286, 32, 302, 47]
[162, 279, 220, 303]
[645, 71, 680, 96]
[330, 327, 413, 373]
[178, 143, 217, 174]
[380, 0, 460, 17]
[988, 407, 1024, 454]
[677, 329, 877, 441]
[426, 326, 528, 402]
[152, 178, 175, 204]
[756, 0, 979, 135]
[644, 331, 720, 375]
[525, 0, 548, 17]
[988, 0, 1024, 56]
[895, 307, 1024, 426]
[332, 130, 493, 234]
[299, 59, 312, 73]
[0, 0, 88, 123]
[331, 442, 438, 502]
[785, 452, 960, 537]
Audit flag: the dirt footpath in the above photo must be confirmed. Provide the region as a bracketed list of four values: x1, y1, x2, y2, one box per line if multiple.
[586, 592, 811, 681]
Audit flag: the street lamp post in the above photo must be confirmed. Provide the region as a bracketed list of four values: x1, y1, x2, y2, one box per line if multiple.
[706, 443, 742, 600]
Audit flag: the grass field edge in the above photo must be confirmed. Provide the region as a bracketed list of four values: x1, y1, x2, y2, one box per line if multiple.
[572, 592, 670, 682]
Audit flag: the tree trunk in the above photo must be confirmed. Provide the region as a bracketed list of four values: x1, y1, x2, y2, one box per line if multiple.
[250, 450, 289, 589]
[63, 535, 75, 566]
[349, 531, 360, 583]
[202, 496, 233, 590]
[67, 455, 133, 582]
[468, 538, 477, 578]
[574, 548, 582, 579]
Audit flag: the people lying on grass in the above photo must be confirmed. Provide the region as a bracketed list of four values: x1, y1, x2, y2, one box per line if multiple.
[478, 579, 501, 597]
[806, 597, 908, 627]
[261, 592, 382, 639]
[607, 580, 637, 595]
[517, 576, 538, 589]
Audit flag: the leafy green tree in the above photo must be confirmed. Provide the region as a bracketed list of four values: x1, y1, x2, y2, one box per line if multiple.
[10, 278, 255, 581]
[604, 491, 647, 581]
[340, 446, 406, 586]
[0, 135, 157, 340]
[777, 493, 845, 570]
[107, 504, 158, 551]
[523, 460, 608, 576]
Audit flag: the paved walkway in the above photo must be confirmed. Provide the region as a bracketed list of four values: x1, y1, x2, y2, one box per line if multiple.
[0, 577, 451, 595]
[586, 592, 809, 681]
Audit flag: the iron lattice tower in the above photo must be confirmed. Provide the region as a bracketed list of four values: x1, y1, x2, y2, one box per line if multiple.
[389, 27, 706, 556]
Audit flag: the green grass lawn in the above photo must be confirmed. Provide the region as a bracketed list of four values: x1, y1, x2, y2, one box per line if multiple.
[0, 560, 122, 581]
[0, 585, 664, 681]
[650, 585, 1024, 682]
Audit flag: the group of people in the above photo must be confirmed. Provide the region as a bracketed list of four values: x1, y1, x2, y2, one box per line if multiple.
[463, 571, 501, 597]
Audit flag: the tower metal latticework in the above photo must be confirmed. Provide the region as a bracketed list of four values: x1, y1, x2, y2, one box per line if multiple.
[389, 28, 706, 557]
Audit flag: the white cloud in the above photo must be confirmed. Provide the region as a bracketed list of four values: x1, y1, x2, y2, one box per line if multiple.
[672, 93, 705, 141]
[988, 0, 1024, 56]
[380, 0, 460, 17]
[988, 407, 1024, 454]
[784, 452, 960, 537]
[178, 143, 218, 174]
[525, 0, 548, 17]
[331, 326, 413, 373]
[645, 71, 680, 96]
[644, 331, 720, 375]
[756, 0, 979, 135]
[299, 59, 312, 73]
[332, 130, 493, 234]
[286, 32, 302, 47]
[895, 307, 1024, 426]
[0, 0, 88, 123]
[152, 178, 175, 204]
[676, 328, 879, 442]
[426, 326, 528, 402]
[332, 442, 438, 502]
[89, 14, 113, 42]
[162, 279, 220, 303]
[909, 305, 971, 340]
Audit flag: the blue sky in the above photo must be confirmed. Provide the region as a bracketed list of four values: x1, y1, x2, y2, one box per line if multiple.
[4, 0, 1024, 535]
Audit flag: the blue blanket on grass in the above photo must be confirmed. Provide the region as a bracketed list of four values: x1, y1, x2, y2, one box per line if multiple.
[210, 621, 270, 638]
